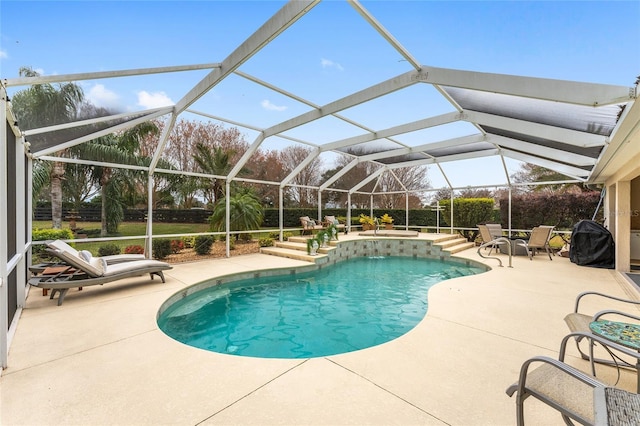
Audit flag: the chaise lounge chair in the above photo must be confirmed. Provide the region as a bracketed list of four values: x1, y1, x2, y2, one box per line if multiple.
[29, 247, 172, 305]
[507, 332, 640, 425]
[46, 239, 146, 264]
[515, 225, 554, 260]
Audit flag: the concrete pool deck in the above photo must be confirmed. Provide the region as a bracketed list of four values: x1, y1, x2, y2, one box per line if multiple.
[2, 233, 639, 425]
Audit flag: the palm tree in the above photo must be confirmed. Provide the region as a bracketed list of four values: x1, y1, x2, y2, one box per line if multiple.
[193, 142, 234, 207]
[208, 189, 264, 240]
[11, 66, 84, 228]
[82, 122, 160, 235]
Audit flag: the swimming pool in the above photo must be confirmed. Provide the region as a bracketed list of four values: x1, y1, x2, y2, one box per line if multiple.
[158, 256, 485, 358]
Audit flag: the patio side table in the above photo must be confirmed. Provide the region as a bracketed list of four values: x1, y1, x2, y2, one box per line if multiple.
[589, 320, 640, 392]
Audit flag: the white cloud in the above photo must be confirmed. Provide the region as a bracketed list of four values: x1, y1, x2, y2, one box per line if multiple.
[136, 90, 174, 108]
[321, 58, 344, 71]
[0, 49, 7, 59]
[261, 99, 287, 112]
[86, 84, 121, 110]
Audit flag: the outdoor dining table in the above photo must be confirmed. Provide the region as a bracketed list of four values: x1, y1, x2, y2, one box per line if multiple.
[589, 320, 640, 392]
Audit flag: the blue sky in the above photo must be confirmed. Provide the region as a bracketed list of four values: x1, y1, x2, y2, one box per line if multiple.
[1, 0, 639, 189]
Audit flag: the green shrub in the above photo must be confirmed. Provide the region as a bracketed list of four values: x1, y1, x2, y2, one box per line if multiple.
[31, 228, 74, 263]
[182, 236, 196, 248]
[32, 228, 74, 242]
[440, 198, 495, 242]
[239, 233, 252, 242]
[153, 239, 172, 260]
[98, 244, 121, 257]
[194, 235, 215, 255]
[259, 237, 274, 247]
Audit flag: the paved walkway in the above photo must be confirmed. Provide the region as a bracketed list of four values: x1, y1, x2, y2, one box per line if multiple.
[2, 236, 639, 425]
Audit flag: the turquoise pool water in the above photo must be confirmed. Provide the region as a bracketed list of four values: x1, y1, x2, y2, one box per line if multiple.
[158, 256, 484, 358]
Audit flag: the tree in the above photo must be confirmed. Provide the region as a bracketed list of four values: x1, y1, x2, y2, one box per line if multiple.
[245, 149, 286, 207]
[162, 119, 249, 208]
[208, 189, 264, 240]
[86, 122, 160, 235]
[279, 145, 322, 207]
[323, 153, 377, 208]
[12, 66, 84, 228]
[63, 163, 98, 210]
[193, 143, 234, 207]
[374, 166, 430, 209]
[511, 163, 584, 193]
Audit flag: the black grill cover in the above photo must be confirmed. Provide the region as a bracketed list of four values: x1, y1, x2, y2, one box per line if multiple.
[569, 220, 615, 269]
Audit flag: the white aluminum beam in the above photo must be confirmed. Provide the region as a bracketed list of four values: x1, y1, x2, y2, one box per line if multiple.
[422, 66, 634, 106]
[38, 156, 150, 172]
[462, 110, 607, 148]
[174, 0, 319, 114]
[228, 132, 265, 180]
[280, 147, 321, 187]
[23, 107, 172, 137]
[589, 99, 640, 181]
[263, 70, 426, 137]
[3, 64, 222, 87]
[186, 109, 264, 132]
[319, 159, 360, 190]
[186, 109, 317, 147]
[432, 149, 500, 164]
[355, 134, 485, 163]
[348, 0, 421, 71]
[149, 113, 177, 174]
[321, 111, 460, 152]
[350, 167, 386, 193]
[32, 108, 170, 157]
[0, 86, 8, 369]
[234, 70, 394, 137]
[502, 149, 589, 180]
[487, 134, 597, 167]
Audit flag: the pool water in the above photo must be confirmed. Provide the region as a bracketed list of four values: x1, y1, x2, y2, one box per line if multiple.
[157, 256, 484, 358]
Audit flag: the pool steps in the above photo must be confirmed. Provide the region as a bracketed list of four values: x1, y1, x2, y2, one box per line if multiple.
[260, 234, 474, 263]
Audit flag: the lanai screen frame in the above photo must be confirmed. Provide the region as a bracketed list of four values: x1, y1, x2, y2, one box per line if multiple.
[2, 0, 636, 249]
[0, 0, 638, 369]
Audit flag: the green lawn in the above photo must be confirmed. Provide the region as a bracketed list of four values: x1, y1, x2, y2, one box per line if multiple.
[32, 221, 277, 257]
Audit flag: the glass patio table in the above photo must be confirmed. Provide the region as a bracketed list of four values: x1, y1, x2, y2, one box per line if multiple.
[589, 320, 640, 391]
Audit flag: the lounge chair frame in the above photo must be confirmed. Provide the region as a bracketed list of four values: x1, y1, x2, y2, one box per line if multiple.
[564, 291, 640, 370]
[29, 249, 171, 305]
[515, 225, 554, 260]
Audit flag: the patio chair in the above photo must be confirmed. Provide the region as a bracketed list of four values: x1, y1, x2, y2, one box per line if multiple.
[29, 247, 172, 305]
[300, 216, 324, 235]
[46, 239, 146, 264]
[323, 215, 346, 234]
[506, 332, 640, 426]
[565, 291, 640, 369]
[515, 225, 554, 260]
[477, 224, 506, 255]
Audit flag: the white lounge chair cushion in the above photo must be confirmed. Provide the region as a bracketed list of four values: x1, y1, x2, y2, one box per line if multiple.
[48, 240, 80, 257]
[52, 248, 105, 278]
[47, 240, 145, 264]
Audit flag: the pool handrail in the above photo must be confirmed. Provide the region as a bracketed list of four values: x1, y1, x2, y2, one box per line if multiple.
[477, 237, 513, 268]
